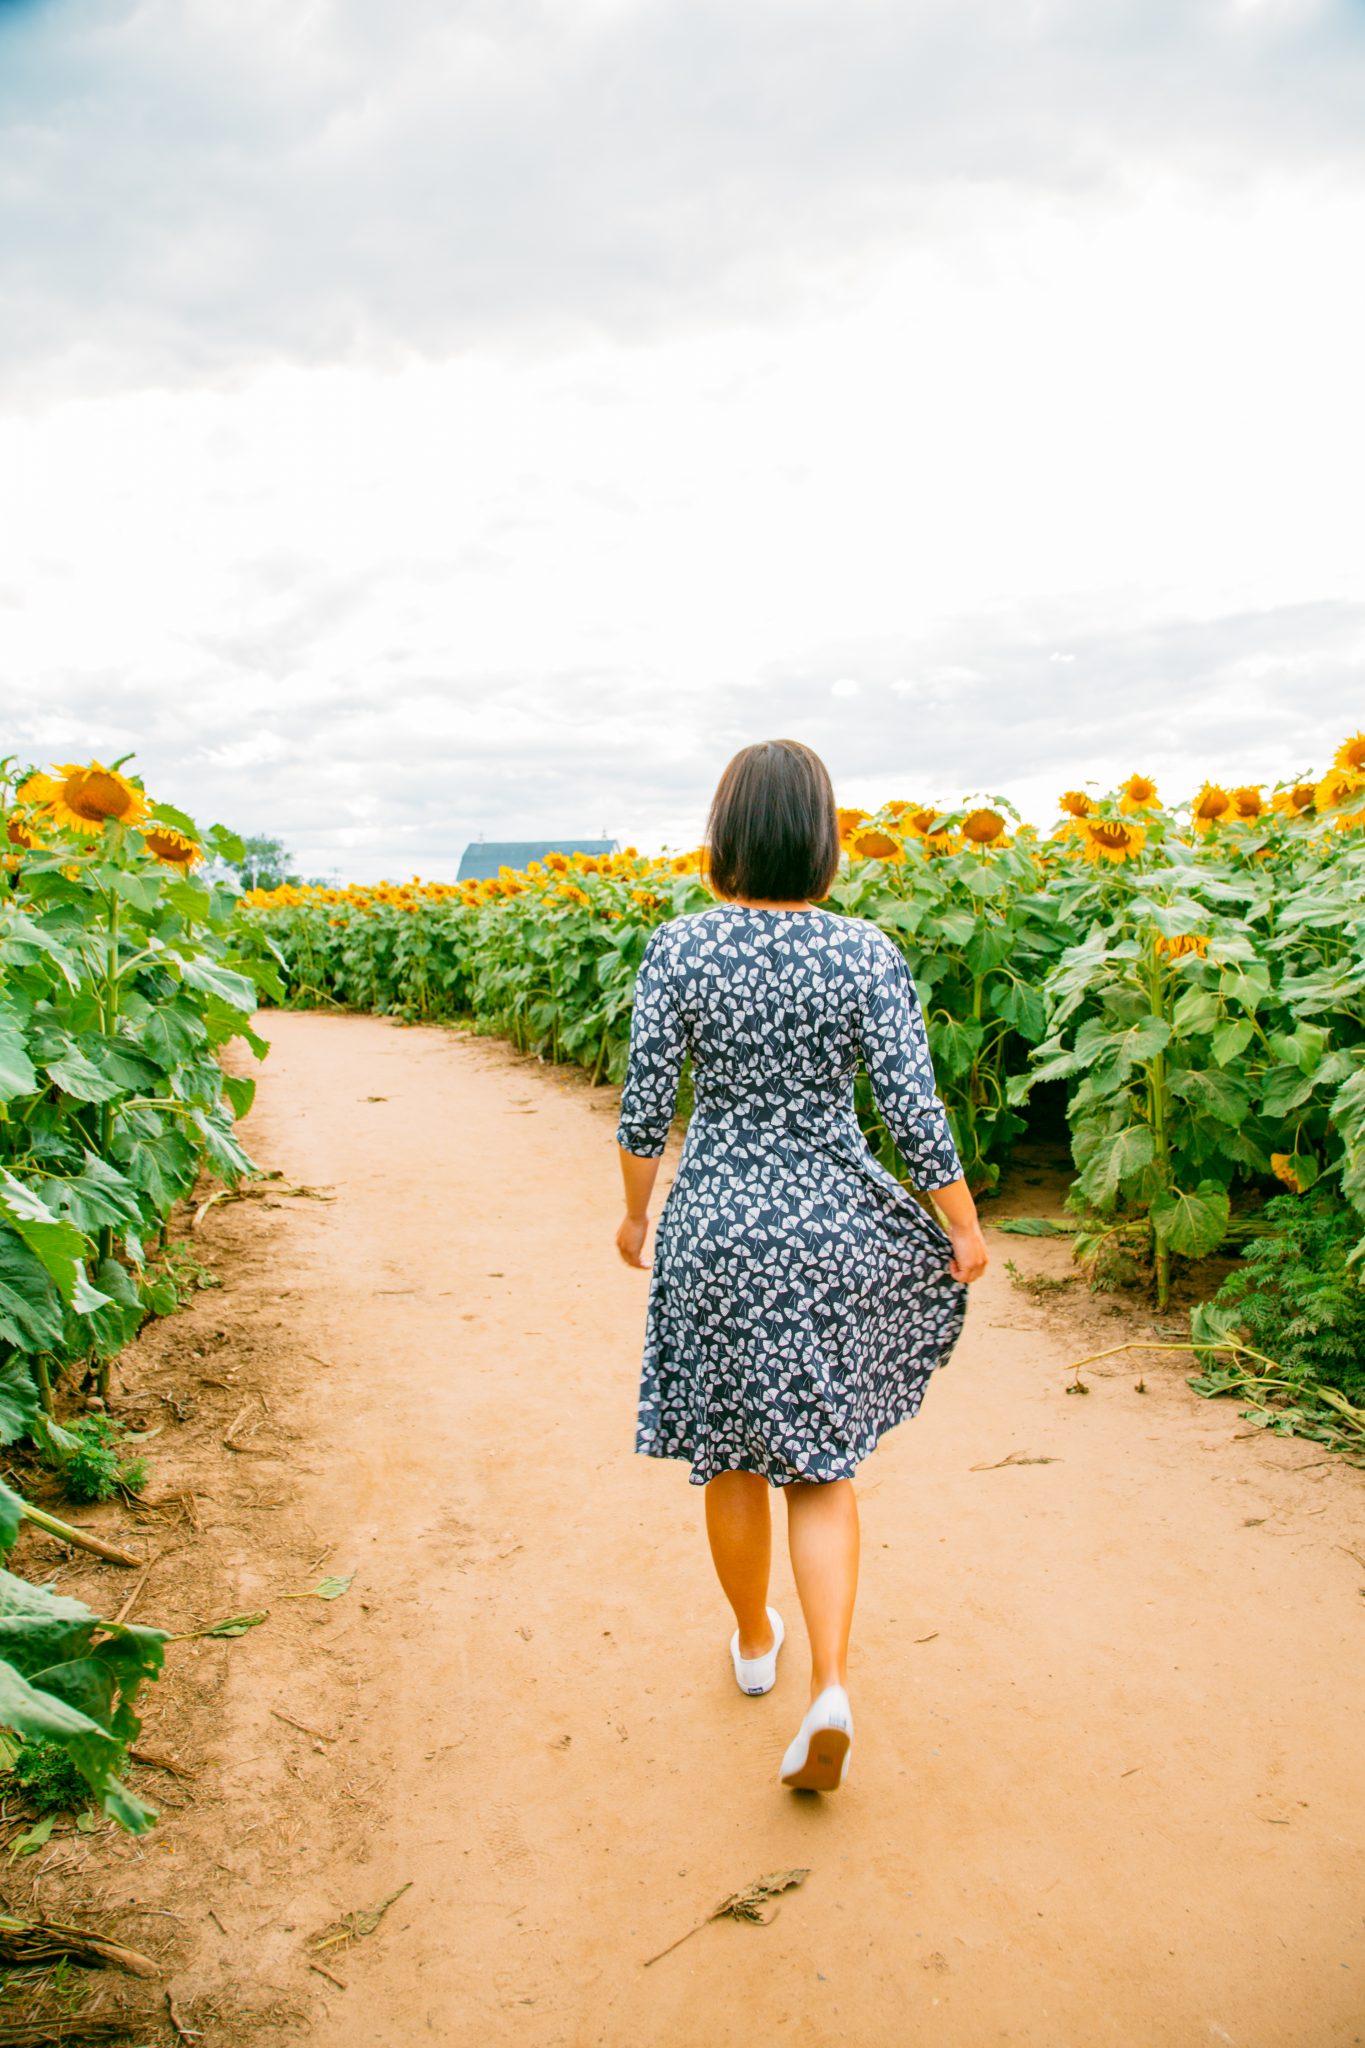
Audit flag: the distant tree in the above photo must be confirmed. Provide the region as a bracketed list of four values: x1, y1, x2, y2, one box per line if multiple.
[222, 834, 298, 891]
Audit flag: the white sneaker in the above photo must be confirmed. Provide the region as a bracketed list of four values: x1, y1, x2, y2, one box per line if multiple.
[730, 1606, 785, 1695]
[779, 1683, 853, 1790]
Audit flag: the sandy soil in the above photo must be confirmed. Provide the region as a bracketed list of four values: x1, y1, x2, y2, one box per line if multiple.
[12, 1008, 1365, 2048]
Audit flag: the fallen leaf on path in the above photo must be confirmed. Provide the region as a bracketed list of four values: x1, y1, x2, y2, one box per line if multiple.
[970, 1452, 1060, 1470]
[994, 1218, 1074, 1236]
[280, 1570, 355, 1602]
[8, 1815, 56, 1858]
[169, 1610, 270, 1641]
[643, 1868, 811, 1967]
[309, 1882, 414, 1954]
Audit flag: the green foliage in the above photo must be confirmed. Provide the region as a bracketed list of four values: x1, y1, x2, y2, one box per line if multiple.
[3, 1733, 92, 1813]
[0, 754, 270, 1830]
[0, 1515, 166, 1831]
[57, 1413, 148, 1505]
[0, 759, 271, 1414]
[1205, 1188, 1365, 1401]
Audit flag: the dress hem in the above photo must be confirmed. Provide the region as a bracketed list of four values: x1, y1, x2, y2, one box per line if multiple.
[635, 1383, 939, 1488]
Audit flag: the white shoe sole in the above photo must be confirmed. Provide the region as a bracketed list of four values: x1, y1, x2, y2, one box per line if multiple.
[730, 1606, 785, 1694]
[779, 1684, 854, 1791]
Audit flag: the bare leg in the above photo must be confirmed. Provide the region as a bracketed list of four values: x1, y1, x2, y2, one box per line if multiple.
[704, 1471, 774, 1657]
[784, 1478, 859, 1701]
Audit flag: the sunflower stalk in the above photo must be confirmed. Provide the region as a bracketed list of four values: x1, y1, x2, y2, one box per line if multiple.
[1148, 944, 1173, 1310]
[95, 884, 122, 1401]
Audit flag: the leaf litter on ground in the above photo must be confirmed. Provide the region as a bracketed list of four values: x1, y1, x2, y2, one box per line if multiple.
[642, 1868, 811, 1967]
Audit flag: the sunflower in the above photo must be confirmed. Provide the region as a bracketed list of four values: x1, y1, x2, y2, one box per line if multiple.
[5, 815, 44, 851]
[900, 806, 944, 839]
[1271, 781, 1316, 817]
[21, 762, 149, 836]
[543, 851, 570, 874]
[1314, 767, 1364, 814]
[836, 807, 870, 837]
[143, 823, 201, 869]
[1058, 790, 1093, 819]
[924, 828, 961, 857]
[1118, 775, 1159, 813]
[881, 800, 917, 824]
[1154, 932, 1209, 959]
[1190, 783, 1232, 832]
[1078, 816, 1147, 864]
[1332, 732, 1365, 776]
[1230, 785, 1263, 820]
[849, 827, 906, 862]
[962, 808, 1008, 846]
[1270, 1153, 1306, 1194]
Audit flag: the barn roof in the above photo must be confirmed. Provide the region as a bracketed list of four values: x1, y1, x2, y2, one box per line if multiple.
[455, 838, 619, 881]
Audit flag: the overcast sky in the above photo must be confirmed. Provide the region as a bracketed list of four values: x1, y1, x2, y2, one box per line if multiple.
[3, 0, 1363, 880]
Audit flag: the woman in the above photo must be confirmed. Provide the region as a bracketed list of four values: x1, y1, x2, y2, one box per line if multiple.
[614, 739, 988, 1793]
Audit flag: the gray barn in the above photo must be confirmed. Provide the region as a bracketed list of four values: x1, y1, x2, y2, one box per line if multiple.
[455, 838, 619, 882]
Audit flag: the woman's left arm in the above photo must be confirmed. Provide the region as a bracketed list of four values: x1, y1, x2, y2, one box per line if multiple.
[617, 1150, 662, 1268]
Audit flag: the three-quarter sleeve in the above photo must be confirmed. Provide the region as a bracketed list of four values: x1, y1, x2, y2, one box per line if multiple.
[614, 923, 687, 1158]
[855, 929, 964, 1192]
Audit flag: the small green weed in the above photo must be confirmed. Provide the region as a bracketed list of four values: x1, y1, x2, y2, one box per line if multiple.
[3, 1737, 92, 1815]
[60, 1415, 149, 1505]
[140, 1237, 221, 1318]
[1003, 1258, 1077, 1301]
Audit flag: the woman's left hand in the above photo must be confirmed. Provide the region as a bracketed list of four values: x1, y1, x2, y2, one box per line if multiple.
[616, 1213, 651, 1269]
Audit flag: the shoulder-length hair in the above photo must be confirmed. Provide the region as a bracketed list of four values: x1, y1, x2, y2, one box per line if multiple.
[704, 739, 841, 904]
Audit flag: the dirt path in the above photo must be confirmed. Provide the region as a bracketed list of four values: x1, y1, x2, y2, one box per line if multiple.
[91, 1011, 1365, 2045]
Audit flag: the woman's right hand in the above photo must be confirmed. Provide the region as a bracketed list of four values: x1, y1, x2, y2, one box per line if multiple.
[947, 1221, 989, 1284]
[616, 1213, 652, 1269]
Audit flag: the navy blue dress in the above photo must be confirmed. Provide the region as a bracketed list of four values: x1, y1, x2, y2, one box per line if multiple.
[615, 904, 969, 1487]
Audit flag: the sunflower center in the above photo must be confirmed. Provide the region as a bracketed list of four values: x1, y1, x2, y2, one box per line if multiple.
[64, 769, 136, 822]
[964, 810, 1005, 843]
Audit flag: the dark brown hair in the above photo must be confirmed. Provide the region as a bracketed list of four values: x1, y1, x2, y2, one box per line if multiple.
[704, 739, 841, 904]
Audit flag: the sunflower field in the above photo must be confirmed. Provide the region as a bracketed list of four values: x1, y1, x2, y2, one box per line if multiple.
[0, 757, 275, 1830]
[244, 734, 1365, 1333]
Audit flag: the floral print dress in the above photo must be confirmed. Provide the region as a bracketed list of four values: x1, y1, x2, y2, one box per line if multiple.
[615, 903, 969, 1487]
